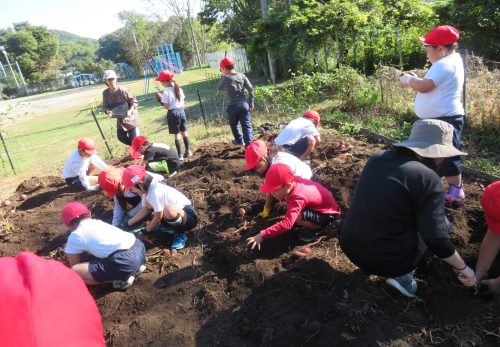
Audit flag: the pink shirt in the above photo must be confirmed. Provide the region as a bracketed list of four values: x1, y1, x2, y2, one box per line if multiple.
[260, 177, 340, 239]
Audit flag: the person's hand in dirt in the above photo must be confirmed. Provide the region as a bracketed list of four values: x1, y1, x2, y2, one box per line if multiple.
[454, 265, 476, 287]
[480, 277, 500, 295]
[258, 207, 270, 218]
[246, 234, 263, 250]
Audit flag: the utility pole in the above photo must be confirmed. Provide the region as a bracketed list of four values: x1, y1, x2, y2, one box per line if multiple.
[187, 0, 203, 68]
[0, 46, 20, 88]
[260, 0, 276, 84]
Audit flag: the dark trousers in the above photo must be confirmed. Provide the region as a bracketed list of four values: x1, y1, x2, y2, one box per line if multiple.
[227, 102, 254, 146]
[434, 115, 464, 177]
[117, 126, 139, 146]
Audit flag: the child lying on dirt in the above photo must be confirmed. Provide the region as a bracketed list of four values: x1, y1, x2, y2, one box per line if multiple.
[62, 201, 146, 290]
[274, 110, 321, 160]
[98, 166, 164, 228]
[63, 137, 108, 191]
[475, 181, 500, 296]
[122, 165, 198, 250]
[246, 163, 341, 249]
[129, 135, 180, 177]
[245, 139, 312, 218]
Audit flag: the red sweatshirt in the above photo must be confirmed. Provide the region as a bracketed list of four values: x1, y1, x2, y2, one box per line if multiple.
[260, 177, 340, 239]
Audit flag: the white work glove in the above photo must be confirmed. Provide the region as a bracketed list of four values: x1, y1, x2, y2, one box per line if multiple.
[454, 265, 476, 287]
[399, 74, 416, 87]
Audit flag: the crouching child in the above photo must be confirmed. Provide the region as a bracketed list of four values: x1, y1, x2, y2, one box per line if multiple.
[130, 135, 180, 177]
[62, 202, 146, 290]
[123, 165, 198, 250]
[247, 163, 341, 249]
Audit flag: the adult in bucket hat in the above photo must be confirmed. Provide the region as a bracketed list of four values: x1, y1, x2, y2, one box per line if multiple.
[340, 119, 475, 298]
[475, 181, 500, 296]
[399, 25, 466, 207]
[0, 252, 105, 346]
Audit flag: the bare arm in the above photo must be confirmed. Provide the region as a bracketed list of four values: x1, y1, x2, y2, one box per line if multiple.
[475, 229, 500, 281]
[128, 205, 150, 226]
[66, 253, 82, 267]
[146, 211, 163, 233]
[408, 78, 436, 93]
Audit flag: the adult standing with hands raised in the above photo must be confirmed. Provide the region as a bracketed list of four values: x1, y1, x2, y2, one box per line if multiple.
[400, 25, 466, 208]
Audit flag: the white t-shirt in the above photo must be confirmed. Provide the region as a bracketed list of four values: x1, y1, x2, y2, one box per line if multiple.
[161, 86, 185, 110]
[112, 171, 165, 226]
[414, 53, 465, 119]
[63, 150, 108, 190]
[65, 219, 136, 258]
[272, 151, 312, 179]
[274, 117, 320, 146]
[145, 180, 191, 213]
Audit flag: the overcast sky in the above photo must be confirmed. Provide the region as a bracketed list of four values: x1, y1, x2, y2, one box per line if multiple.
[0, 0, 203, 40]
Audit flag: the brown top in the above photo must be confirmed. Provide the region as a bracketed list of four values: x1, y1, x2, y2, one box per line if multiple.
[102, 87, 140, 130]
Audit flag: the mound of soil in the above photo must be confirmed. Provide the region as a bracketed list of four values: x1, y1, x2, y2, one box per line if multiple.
[0, 130, 498, 346]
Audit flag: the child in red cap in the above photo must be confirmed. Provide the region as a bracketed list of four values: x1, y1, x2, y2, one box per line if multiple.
[130, 135, 180, 176]
[156, 70, 192, 161]
[245, 139, 313, 217]
[98, 166, 164, 228]
[475, 181, 500, 295]
[63, 137, 108, 191]
[217, 56, 254, 147]
[274, 110, 321, 160]
[246, 163, 340, 249]
[62, 201, 146, 290]
[0, 252, 105, 346]
[122, 165, 198, 250]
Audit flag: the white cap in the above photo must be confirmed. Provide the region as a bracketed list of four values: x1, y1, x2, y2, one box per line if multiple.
[103, 70, 117, 80]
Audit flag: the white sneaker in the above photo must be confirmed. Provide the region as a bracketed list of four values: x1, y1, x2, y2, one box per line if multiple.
[133, 265, 146, 277]
[112, 276, 135, 290]
[178, 154, 184, 161]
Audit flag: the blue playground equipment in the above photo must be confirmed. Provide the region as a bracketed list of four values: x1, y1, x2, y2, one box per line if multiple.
[70, 73, 97, 87]
[143, 43, 183, 94]
[113, 63, 137, 80]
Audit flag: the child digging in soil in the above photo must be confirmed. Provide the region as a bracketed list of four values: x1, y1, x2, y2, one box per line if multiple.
[63, 137, 108, 192]
[245, 139, 313, 218]
[62, 201, 146, 290]
[246, 163, 341, 250]
[475, 181, 500, 296]
[155, 70, 192, 161]
[217, 56, 254, 147]
[122, 165, 198, 250]
[98, 166, 165, 228]
[274, 110, 321, 160]
[130, 135, 180, 177]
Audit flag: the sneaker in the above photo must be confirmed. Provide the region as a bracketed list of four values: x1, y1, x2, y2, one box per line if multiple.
[386, 272, 417, 298]
[297, 227, 318, 242]
[178, 154, 184, 162]
[171, 233, 187, 250]
[231, 139, 244, 146]
[444, 184, 465, 208]
[112, 276, 135, 290]
[184, 150, 193, 158]
[133, 265, 147, 277]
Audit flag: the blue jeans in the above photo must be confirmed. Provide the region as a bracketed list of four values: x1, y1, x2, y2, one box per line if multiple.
[227, 102, 254, 146]
[117, 126, 139, 146]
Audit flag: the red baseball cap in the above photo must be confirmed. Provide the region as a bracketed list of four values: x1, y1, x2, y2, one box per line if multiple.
[156, 70, 174, 82]
[61, 201, 91, 226]
[219, 56, 235, 69]
[481, 181, 500, 234]
[261, 163, 294, 193]
[245, 140, 268, 171]
[122, 165, 147, 191]
[130, 135, 148, 159]
[0, 252, 104, 346]
[98, 167, 125, 197]
[420, 25, 460, 46]
[303, 109, 320, 124]
[78, 137, 96, 155]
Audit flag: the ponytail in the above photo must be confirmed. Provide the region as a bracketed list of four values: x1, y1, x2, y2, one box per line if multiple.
[172, 80, 181, 102]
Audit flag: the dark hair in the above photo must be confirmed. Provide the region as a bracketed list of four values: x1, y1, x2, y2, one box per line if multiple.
[69, 213, 91, 228]
[444, 42, 458, 51]
[167, 79, 182, 102]
[134, 174, 153, 192]
[225, 64, 235, 70]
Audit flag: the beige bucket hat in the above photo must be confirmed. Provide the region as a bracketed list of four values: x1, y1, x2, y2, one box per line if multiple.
[394, 119, 467, 158]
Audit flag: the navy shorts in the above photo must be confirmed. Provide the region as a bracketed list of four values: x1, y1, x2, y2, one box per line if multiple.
[284, 136, 310, 158]
[65, 176, 85, 191]
[88, 239, 146, 282]
[167, 108, 188, 134]
[434, 115, 464, 176]
[161, 205, 198, 233]
[301, 209, 337, 228]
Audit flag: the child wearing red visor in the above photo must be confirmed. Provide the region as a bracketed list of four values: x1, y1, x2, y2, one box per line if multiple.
[246, 163, 341, 249]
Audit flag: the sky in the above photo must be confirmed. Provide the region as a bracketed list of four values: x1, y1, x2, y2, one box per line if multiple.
[0, 0, 159, 39]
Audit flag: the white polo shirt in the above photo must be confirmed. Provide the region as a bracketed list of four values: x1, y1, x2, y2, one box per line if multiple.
[274, 117, 320, 146]
[145, 180, 191, 213]
[272, 151, 312, 179]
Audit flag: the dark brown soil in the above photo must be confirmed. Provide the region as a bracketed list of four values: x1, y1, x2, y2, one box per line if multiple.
[0, 130, 498, 347]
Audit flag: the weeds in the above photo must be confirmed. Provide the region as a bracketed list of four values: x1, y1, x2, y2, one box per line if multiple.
[0, 209, 14, 237]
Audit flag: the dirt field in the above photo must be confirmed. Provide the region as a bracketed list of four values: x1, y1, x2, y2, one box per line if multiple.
[0, 128, 498, 346]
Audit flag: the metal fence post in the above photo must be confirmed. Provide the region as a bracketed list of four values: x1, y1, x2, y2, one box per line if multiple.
[0, 132, 16, 174]
[91, 110, 114, 158]
[196, 89, 208, 130]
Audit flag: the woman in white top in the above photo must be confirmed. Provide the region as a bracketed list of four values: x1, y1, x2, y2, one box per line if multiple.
[400, 25, 466, 207]
[156, 70, 192, 161]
